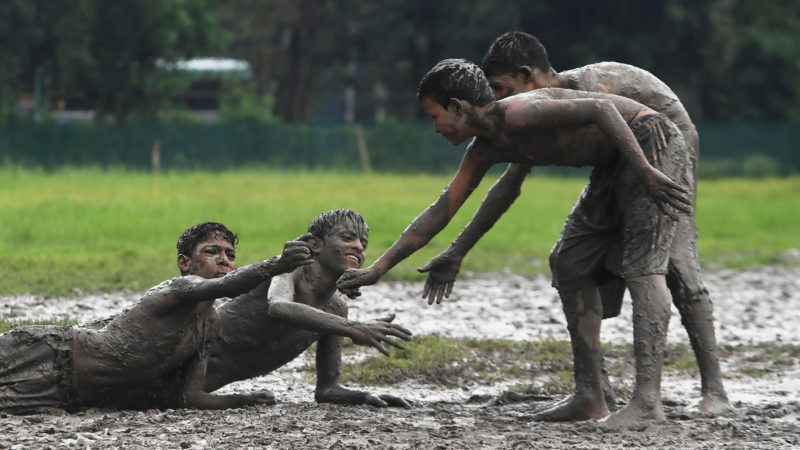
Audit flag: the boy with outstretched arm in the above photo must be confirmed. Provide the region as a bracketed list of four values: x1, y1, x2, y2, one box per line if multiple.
[205, 209, 412, 407]
[338, 58, 692, 427]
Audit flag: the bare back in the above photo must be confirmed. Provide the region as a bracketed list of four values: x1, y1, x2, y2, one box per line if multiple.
[563, 62, 697, 151]
[469, 88, 656, 168]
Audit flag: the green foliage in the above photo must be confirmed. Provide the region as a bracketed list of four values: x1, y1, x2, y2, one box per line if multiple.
[2, 1, 799, 123]
[332, 336, 575, 388]
[0, 0, 226, 123]
[307, 336, 799, 391]
[728, 343, 800, 378]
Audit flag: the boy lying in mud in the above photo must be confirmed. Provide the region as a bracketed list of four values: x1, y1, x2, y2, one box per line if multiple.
[204, 209, 412, 407]
[338, 58, 693, 427]
[0, 222, 311, 414]
[1, 215, 410, 415]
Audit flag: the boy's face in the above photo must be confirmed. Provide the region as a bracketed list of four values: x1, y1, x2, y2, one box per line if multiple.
[420, 96, 470, 145]
[314, 222, 368, 274]
[487, 72, 532, 99]
[178, 232, 236, 279]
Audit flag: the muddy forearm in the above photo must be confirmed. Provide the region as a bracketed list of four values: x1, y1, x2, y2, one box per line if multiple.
[190, 257, 280, 301]
[593, 101, 653, 174]
[268, 302, 353, 336]
[448, 164, 530, 257]
[371, 194, 456, 276]
[372, 158, 489, 276]
[315, 334, 343, 391]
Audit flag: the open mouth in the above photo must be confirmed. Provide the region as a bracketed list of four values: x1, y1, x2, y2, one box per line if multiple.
[345, 254, 362, 265]
[215, 271, 230, 278]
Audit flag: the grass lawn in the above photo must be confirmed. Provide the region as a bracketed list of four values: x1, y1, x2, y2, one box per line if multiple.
[1, 167, 798, 296]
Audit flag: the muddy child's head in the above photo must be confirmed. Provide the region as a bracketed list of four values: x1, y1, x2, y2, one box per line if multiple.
[306, 209, 369, 273]
[482, 31, 554, 99]
[176, 222, 239, 277]
[417, 58, 494, 145]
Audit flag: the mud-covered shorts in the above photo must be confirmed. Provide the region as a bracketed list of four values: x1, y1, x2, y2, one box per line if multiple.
[0, 325, 78, 414]
[549, 114, 693, 317]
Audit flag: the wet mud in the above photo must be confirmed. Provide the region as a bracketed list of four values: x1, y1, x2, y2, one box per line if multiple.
[1, 264, 799, 448]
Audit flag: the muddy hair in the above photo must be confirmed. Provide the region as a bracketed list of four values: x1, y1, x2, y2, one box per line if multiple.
[176, 222, 238, 260]
[417, 58, 494, 109]
[307, 209, 369, 241]
[481, 31, 553, 78]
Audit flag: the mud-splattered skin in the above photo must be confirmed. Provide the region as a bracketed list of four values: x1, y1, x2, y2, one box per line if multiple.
[337, 87, 690, 294]
[205, 221, 413, 408]
[70, 236, 313, 411]
[402, 62, 730, 424]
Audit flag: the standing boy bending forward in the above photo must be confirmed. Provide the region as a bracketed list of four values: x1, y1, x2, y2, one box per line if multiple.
[338, 59, 692, 427]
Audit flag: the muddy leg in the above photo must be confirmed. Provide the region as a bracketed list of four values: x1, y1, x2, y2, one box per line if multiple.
[533, 287, 609, 421]
[667, 253, 734, 415]
[603, 274, 670, 427]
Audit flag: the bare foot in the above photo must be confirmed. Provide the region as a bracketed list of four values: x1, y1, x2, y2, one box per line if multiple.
[532, 394, 609, 422]
[698, 393, 737, 417]
[243, 390, 276, 406]
[601, 400, 665, 428]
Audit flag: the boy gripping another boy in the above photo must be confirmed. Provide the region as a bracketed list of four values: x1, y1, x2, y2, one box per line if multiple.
[416, 31, 731, 417]
[205, 209, 412, 408]
[339, 58, 693, 427]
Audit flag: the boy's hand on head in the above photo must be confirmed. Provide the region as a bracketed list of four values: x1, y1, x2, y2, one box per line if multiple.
[275, 239, 313, 273]
[644, 167, 693, 220]
[337, 265, 380, 291]
[418, 252, 462, 305]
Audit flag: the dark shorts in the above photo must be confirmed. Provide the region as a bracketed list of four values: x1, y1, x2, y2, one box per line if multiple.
[550, 114, 692, 317]
[0, 325, 78, 414]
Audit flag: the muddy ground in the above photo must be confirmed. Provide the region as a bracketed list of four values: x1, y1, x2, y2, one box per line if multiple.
[1, 264, 799, 449]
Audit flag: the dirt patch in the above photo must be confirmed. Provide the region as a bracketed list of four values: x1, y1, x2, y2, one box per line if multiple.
[1, 265, 799, 449]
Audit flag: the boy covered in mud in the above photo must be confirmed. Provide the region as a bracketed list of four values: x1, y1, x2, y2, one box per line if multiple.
[338, 58, 693, 427]
[412, 31, 731, 418]
[204, 209, 412, 408]
[0, 222, 312, 414]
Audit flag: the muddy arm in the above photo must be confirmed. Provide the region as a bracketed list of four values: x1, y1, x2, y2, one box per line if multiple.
[178, 354, 275, 410]
[509, 98, 691, 215]
[314, 333, 410, 407]
[176, 240, 312, 303]
[418, 162, 532, 304]
[268, 280, 412, 355]
[337, 150, 493, 290]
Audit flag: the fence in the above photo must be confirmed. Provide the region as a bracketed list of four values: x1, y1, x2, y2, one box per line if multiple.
[1, 121, 797, 176]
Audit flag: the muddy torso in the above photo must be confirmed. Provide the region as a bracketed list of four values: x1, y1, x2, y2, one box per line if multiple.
[206, 280, 343, 389]
[563, 62, 698, 157]
[73, 278, 218, 395]
[469, 88, 652, 168]
[564, 62, 690, 127]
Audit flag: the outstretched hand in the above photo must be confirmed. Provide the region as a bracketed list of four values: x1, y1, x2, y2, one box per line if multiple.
[645, 167, 692, 220]
[275, 236, 313, 274]
[418, 251, 462, 305]
[337, 265, 380, 292]
[347, 313, 413, 356]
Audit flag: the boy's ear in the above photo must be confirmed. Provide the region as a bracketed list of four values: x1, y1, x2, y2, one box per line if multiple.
[177, 254, 191, 274]
[517, 65, 534, 82]
[307, 235, 323, 254]
[448, 98, 465, 113]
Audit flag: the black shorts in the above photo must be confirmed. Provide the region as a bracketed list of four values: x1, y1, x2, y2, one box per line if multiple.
[550, 114, 692, 316]
[0, 325, 78, 414]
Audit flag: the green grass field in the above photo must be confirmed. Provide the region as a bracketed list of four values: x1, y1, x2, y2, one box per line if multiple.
[1, 167, 798, 296]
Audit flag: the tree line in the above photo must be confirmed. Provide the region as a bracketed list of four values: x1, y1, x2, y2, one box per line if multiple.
[2, 0, 798, 124]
